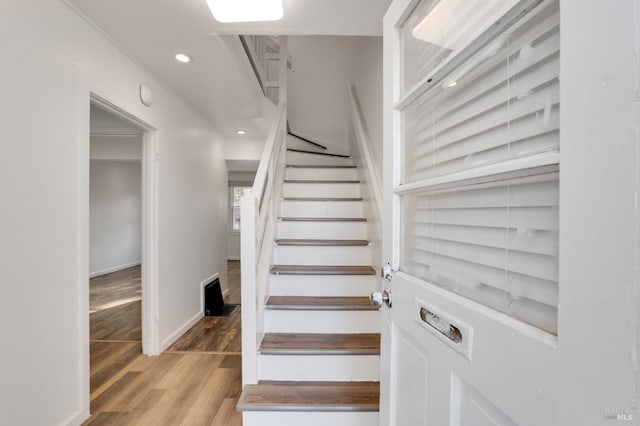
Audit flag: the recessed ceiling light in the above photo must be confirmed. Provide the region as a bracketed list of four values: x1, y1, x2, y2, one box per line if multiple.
[205, 0, 283, 23]
[175, 53, 192, 63]
[236, 130, 247, 135]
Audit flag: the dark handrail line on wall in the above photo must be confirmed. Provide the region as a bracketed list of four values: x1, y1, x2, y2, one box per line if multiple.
[287, 132, 328, 150]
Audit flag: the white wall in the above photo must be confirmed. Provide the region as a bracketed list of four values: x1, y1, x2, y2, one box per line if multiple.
[224, 137, 266, 161]
[349, 36, 383, 183]
[227, 171, 256, 260]
[287, 36, 353, 153]
[90, 135, 143, 160]
[227, 233, 241, 260]
[285, 35, 382, 163]
[344, 37, 384, 281]
[0, 1, 228, 424]
[90, 159, 142, 276]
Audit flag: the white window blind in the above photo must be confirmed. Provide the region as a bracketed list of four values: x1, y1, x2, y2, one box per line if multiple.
[403, 0, 559, 183]
[402, 174, 559, 333]
[398, 0, 560, 334]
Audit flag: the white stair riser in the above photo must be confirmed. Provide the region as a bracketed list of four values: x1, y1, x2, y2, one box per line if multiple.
[283, 183, 361, 198]
[280, 200, 363, 218]
[264, 310, 380, 333]
[277, 221, 367, 239]
[273, 245, 371, 266]
[258, 355, 379, 381]
[243, 412, 379, 426]
[287, 151, 354, 166]
[285, 167, 358, 181]
[270, 275, 378, 297]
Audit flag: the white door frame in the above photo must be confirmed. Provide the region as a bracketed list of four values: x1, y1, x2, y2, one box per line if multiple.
[78, 91, 160, 412]
[88, 93, 160, 355]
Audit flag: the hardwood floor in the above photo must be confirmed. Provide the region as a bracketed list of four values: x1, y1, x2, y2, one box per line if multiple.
[91, 300, 142, 341]
[90, 266, 141, 312]
[86, 352, 242, 426]
[226, 260, 241, 305]
[167, 307, 241, 353]
[86, 261, 243, 425]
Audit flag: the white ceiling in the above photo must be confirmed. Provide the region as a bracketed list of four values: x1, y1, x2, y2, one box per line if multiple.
[67, 0, 391, 141]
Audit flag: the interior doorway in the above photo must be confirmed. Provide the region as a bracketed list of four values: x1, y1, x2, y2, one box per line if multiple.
[88, 101, 145, 399]
[85, 95, 160, 410]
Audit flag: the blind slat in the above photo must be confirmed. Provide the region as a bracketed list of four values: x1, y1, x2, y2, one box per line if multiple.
[410, 54, 560, 161]
[411, 109, 559, 177]
[407, 253, 558, 308]
[412, 236, 557, 282]
[413, 174, 558, 209]
[414, 224, 558, 256]
[415, 206, 558, 231]
[412, 81, 559, 160]
[411, 39, 559, 139]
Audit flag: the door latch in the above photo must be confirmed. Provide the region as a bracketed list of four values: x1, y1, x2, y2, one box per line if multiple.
[381, 262, 395, 282]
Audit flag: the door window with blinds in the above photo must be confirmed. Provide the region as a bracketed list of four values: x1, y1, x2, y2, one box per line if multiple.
[397, 0, 559, 333]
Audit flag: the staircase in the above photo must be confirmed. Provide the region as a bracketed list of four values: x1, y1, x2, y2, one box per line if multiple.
[237, 146, 381, 426]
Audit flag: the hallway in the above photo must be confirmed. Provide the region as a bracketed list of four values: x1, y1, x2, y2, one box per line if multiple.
[85, 262, 242, 425]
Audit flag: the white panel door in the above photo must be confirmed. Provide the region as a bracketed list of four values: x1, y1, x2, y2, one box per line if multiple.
[381, 0, 561, 424]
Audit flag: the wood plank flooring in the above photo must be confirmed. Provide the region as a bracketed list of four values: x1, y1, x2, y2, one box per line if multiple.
[85, 261, 243, 425]
[90, 266, 141, 312]
[91, 300, 142, 341]
[226, 260, 241, 305]
[166, 306, 241, 353]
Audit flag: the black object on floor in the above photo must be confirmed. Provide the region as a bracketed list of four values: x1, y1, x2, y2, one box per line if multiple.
[204, 278, 238, 316]
[216, 304, 239, 317]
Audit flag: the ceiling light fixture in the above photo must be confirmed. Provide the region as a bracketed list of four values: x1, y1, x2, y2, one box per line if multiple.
[205, 0, 283, 23]
[175, 53, 192, 63]
[236, 130, 247, 135]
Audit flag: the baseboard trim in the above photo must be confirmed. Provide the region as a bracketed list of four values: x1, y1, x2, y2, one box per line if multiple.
[160, 310, 203, 353]
[61, 406, 90, 426]
[89, 261, 141, 278]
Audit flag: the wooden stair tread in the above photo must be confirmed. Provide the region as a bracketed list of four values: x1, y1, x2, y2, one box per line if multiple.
[266, 296, 378, 310]
[237, 381, 380, 412]
[260, 333, 380, 355]
[284, 179, 360, 184]
[286, 165, 357, 169]
[279, 217, 366, 222]
[282, 197, 363, 202]
[287, 148, 350, 158]
[276, 239, 369, 246]
[270, 265, 376, 275]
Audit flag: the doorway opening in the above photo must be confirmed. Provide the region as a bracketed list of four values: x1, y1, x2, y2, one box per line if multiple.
[86, 96, 159, 406]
